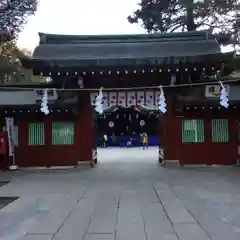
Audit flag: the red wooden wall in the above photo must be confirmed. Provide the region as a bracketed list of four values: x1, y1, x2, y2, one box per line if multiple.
[163, 105, 239, 165]
[14, 93, 93, 167]
[175, 118, 236, 165]
[5, 90, 240, 167]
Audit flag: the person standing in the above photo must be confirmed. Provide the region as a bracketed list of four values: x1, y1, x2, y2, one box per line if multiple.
[132, 132, 136, 147]
[111, 132, 116, 146]
[0, 137, 7, 171]
[142, 132, 148, 150]
[103, 134, 108, 148]
[140, 133, 143, 147]
[120, 133, 124, 147]
[99, 135, 104, 148]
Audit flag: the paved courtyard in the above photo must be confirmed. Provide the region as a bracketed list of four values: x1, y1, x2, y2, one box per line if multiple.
[1, 147, 240, 239]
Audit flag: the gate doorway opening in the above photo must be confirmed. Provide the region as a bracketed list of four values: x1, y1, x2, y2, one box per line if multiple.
[95, 107, 160, 164]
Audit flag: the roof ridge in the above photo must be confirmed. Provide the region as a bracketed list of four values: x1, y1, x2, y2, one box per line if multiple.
[38, 31, 213, 45]
[35, 39, 217, 47]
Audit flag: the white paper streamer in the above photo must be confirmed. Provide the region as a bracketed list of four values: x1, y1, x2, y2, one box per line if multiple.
[219, 81, 229, 108]
[40, 89, 49, 115]
[158, 86, 167, 113]
[95, 87, 103, 114]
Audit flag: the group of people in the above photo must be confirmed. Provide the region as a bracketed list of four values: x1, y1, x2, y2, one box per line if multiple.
[99, 132, 148, 149]
[99, 134, 108, 148]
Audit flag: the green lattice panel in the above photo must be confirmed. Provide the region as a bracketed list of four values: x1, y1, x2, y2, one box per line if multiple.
[211, 119, 229, 142]
[52, 122, 75, 145]
[13, 126, 18, 146]
[182, 119, 204, 143]
[28, 123, 45, 145]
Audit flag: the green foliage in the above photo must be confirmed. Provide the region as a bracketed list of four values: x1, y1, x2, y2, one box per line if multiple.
[0, 0, 39, 84]
[0, 0, 38, 39]
[0, 40, 45, 85]
[128, 0, 240, 43]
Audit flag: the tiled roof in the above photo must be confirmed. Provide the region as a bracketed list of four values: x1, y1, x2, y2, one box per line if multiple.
[30, 31, 222, 67]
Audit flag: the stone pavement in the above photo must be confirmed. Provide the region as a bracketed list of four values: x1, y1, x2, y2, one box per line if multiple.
[0, 147, 240, 239]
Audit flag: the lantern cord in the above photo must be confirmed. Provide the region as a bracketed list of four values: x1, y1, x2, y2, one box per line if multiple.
[0, 77, 239, 91]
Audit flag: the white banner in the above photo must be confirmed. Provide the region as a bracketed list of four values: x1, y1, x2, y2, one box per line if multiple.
[90, 92, 98, 105]
[108, 92, 117, 106]
[155, 91, 161, 106]
[117, 92, 126, 107]
[127, 92, 136, 106]
[136, 91, 145, 105]
[145, 91, 155, 107]
[102, 92, 109, 109]
[5, 117, 15, 156]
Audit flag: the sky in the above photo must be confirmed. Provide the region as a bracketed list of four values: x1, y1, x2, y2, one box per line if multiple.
[17, 0, 234, 53]
[17, 0, 145, 51]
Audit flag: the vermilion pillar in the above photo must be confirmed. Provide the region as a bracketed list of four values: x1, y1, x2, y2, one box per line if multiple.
[75, 92, 94, 162]
[162, 92, 181, 161]
[158, 91, 177, 161]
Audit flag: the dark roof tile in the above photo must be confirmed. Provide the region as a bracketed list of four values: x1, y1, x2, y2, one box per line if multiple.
[33, 39, 220, 61]
[22, 31, 230, 68]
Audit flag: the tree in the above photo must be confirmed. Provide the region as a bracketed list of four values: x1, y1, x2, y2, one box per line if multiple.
[0, 40, 17, 84]
[0, 0, 38, 38]
[0, 0, 39, 85]
[128, 0, 240, 44]
[0, 41, 45, 84]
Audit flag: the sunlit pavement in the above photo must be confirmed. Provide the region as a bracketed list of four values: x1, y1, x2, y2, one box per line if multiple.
[0, 147, 240, 239]
[97, 146, 159, 163]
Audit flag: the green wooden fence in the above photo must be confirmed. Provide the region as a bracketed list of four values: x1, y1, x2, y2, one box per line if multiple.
[52, 122, 75, 145]
[182, 119, 204, 143]
[211, 119, 229, 142]
[28, 123, 45, 145]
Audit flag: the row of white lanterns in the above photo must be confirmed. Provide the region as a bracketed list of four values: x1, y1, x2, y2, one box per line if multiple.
[184, 105, 236, 110]
[3, 109, 69, 114]
[2, 105, 237, 114]
[40, 67, 217, 76]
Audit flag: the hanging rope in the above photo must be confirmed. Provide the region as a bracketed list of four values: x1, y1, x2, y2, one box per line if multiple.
[0, 78, 239, 91]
